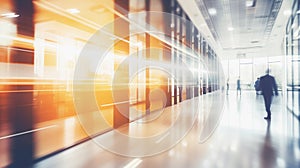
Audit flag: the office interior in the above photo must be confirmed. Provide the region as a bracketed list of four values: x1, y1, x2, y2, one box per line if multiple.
[0, 0, 299, 167]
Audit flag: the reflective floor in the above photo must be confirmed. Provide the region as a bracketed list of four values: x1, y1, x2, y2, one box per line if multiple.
[33, 91, 300, 168]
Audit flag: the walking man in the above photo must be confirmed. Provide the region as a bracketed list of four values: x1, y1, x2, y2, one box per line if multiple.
[226, 78, 229, 95]
[237, 77, 241, 95]
[259, 69, 278, 120]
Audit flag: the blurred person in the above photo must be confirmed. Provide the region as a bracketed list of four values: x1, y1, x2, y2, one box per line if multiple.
[259, 69, 278, 120]
[254, 77, 261, 95]
[226, 78, 229, 95]
[237, 77, 241, 95]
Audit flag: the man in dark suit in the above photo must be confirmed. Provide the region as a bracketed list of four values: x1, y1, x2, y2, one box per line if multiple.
[259, 69, 278, 120]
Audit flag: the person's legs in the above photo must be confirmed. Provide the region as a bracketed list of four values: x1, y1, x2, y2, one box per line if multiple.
[263, 95, 272, 119]
[226, 86, 229, 95]
[237, 88, 241, 95]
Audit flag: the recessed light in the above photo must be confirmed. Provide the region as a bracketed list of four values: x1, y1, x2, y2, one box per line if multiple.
[283, 10, 291, 16]
[1, 12, 19, 18]
[95, 8, 105, 13]
[246, 0, 257, 7]
[67, 8, 80, 14]
[200, 23, 206, 27]
[228, 27, 234, 31]
[208, 8, 217, 16]
[246, 0, 253, 7]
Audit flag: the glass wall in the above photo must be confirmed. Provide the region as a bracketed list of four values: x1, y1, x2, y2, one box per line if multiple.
[223, 56, 284, 91]
[285, 0, 300, 129]
[0, 0, 222, 167]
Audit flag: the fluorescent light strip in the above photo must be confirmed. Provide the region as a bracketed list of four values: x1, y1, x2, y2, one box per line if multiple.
[208, 8, 217, 15]
[123, 158, 142, 168]
[1, 12, 20, 18]
[0, 125, 57, 140]
[155, 132, 170, 143]
[67, 8, 80, 14]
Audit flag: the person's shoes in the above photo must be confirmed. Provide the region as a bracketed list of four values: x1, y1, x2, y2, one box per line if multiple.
[264, 117, 271, 120]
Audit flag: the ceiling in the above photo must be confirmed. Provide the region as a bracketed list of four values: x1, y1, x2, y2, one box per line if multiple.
[179, 0, 293, 59]
[197, 0, 284, 50]
[0, 0, 117, 44]
[33, 0, 114, 32]
[0, 0, 294, 59]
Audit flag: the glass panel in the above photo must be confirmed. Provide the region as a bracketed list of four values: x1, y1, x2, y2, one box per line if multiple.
[0, 1, 116, 166]
[285, 0, 300, 130]
[221, 60, 228, 81]
[240, 58, 252, 64]
[287, 55, 293, 85]
[253, 57, 268, 80]
[228, 59, 239, 89]
[240, 63, 253, 89]
[269, 61, 283, 89]
[293, 59, 300, 86]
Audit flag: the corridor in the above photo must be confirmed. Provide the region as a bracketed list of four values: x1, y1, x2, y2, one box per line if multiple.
[0, 0, 299, 167]
[34, 91, 300, 168]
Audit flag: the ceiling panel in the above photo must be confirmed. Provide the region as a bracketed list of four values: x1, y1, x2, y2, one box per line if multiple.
[195, 0, 283, 50]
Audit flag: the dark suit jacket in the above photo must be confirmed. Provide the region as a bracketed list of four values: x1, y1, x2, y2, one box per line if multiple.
[259, 74, 278, 96]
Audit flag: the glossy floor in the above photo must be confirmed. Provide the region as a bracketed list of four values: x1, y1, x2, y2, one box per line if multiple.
[34, 91, 300, 168]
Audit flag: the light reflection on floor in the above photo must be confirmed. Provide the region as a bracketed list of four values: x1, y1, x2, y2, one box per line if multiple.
[33, 90, 300, 168]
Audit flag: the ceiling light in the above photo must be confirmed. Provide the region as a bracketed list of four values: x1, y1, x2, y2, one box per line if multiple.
[246, 0, 253, 7]
[200, 23, 206, 27]
[1, 12, 19, 18]
[95, 8, 105, 13]
[228, 27, 234, 31]
[246, 0, 257, 7]
[297, 10, 300, 14]
[67, 8, 80, 14]
[208, 8, 217, 16]
[283, 10, 291, 16]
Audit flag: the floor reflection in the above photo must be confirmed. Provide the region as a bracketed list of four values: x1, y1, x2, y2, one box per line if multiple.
[1, 90, 299, 167]
[260, 120, 277, 168]
[32, 91, 299, 168]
